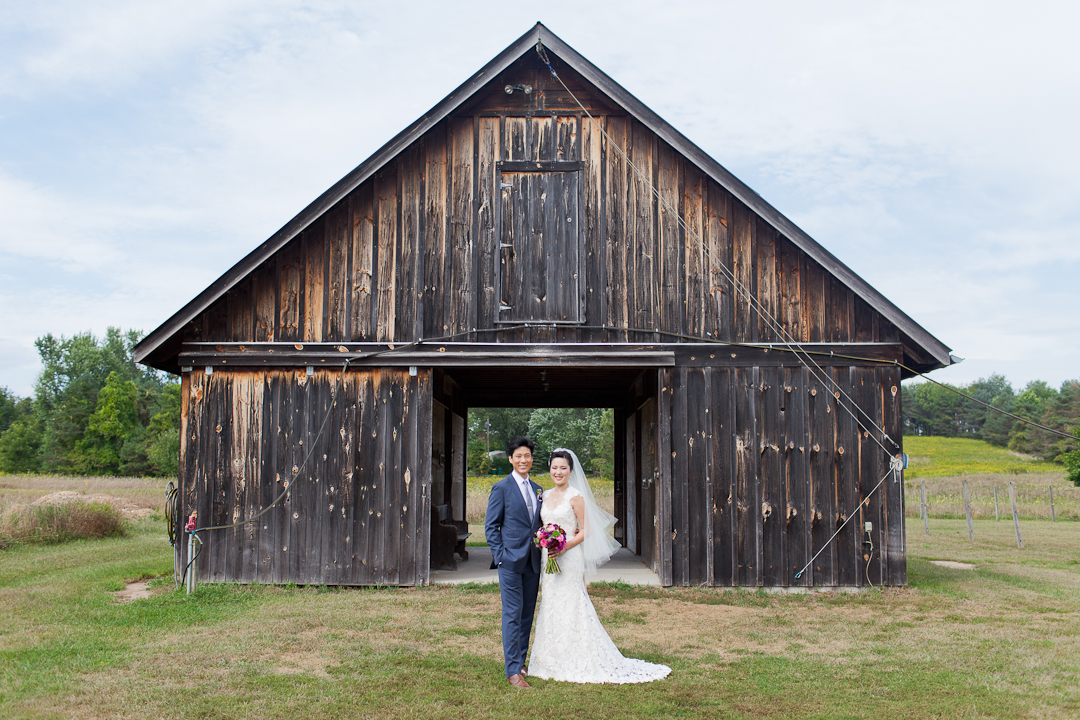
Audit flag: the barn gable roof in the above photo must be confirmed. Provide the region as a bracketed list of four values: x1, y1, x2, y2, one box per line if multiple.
[134, 22, 952, 372]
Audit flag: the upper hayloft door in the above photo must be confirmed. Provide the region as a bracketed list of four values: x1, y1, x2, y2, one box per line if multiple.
[497, 161, 583, 323]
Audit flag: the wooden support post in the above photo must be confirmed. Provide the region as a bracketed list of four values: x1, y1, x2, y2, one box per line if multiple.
[920, 481, 929, 535]
[993, 486, 1000, 521]
[962, 479, 974, 543]
[1049, 485, 1056, 522]
[1008, 482, 1023, 549]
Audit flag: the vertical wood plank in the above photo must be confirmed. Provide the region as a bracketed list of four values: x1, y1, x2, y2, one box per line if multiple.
[530, 115, 554, 161]
[756, 218, 778, 343]
[423, 128, 448, 338]
[555, 115, 579, 161]
[735, 366, 760, 586]
[712, 367, 736, 586]
[303, 222, 326, 342]
[732, 202, 755, 343]
[476, 117, 500, 334]
[278, 239, 302, 342]
[779, 237, 803, 342]
[326, 205, 350, 341]
[256, 372, 279, 583]
[583, 116, 605, 330]
[656, 368, 673, 586]
[448, 118, 475, 335]
[803, 261, 826, 343]
[227, 281, 254, 342]
[254, 263, 277, 342]
[604, 116, 629, 336]
[415, 369, 433, 585]
[353, 372, 376, 584]
[760, 367, 784, 586]
[658, 142, 682, 335]
[784, 366, 811, 586]
[686, 367, 709, 585]
[683, 166, 705, 337]
[808, 370, 836, 586]
[881, 367, 906, 585]
[631, 121, 656, 339]
[375, 168, 399, 343]
[670, 367, 689, 585]
[350, 186, 375, 341]
[705, 185, 733, 341]
[398, 147, 422, 341]
[833, 367, 858, 586]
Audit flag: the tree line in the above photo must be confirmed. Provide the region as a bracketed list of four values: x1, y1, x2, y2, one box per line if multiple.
[467, 407, 614, 478]
[2, 330, 1076, 485]
[0, 329, 179, 476]
[903, 374, 1080, 484]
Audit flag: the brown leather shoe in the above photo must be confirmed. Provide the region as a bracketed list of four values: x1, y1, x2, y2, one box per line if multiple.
[507, 673, 531, 688]
[521, 666, 528, 676]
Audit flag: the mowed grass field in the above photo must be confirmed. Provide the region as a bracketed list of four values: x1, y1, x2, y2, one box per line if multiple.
[2, 434, 1079, 720]
[1, 512, 1077, 719]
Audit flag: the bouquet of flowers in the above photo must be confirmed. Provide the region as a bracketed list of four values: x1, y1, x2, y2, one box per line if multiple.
[533, 523, 567, 573]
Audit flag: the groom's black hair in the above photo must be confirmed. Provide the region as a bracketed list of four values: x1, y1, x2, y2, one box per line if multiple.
[549, 449, 574, 471]
[507, 436, 535, 455]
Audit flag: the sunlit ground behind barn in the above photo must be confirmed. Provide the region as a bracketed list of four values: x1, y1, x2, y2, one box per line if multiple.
[1, 469, 1077, 719]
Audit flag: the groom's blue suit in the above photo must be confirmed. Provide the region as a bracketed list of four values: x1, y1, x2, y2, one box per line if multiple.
[485, 473, 542, 678]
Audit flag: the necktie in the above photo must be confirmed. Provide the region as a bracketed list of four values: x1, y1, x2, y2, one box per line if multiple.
[524, 482, 534, 516]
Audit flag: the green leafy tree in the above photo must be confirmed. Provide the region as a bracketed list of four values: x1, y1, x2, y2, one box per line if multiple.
[528, 407, 606, 471]
[589, 408, 615, 478]
[145, 383, 181, 477]
[0, 417, 43, 473]
[1062, 426, 1080, 487]
[0, 387, 33, 434]
[467, 408, 531, 472]
[1008, 380, 1058, 454]
[76, 371, 142, 474]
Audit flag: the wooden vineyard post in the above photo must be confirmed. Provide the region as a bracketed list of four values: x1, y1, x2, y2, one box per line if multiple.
[962, 479, 974, 543]
[1008, 482, 1023, 549]
[1049, 485, 1056, 522]
[994, 487, 1000, 521]
[920, 481, 929, 535]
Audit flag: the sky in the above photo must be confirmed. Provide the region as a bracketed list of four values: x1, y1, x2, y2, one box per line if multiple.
[1, 0, 1078, 398]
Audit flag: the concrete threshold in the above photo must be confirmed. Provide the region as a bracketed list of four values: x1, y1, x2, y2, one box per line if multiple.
[431, 546, 662, 586]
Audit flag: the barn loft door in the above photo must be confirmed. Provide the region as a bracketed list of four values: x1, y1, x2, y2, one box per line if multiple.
[497, 161, 583, 323]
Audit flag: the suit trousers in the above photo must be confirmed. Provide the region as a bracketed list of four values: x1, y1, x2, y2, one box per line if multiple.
[498, 562, 541, 677]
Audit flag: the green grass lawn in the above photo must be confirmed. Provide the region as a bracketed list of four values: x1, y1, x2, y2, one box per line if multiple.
[2, 514, 1079, 719]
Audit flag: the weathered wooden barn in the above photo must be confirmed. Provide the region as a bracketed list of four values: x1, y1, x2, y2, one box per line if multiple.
[135, 24, 952, 588]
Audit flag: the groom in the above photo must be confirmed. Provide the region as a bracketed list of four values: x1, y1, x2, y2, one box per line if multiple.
[485, 436, 543, 689]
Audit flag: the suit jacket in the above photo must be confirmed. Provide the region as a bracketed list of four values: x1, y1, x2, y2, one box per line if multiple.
[485, 474, 543, 573]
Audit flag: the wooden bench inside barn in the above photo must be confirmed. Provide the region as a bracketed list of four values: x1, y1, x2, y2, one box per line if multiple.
[430, 504, 470, 570]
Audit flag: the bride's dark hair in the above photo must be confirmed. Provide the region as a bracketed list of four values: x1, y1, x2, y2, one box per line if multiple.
[549, 449, 574, 471]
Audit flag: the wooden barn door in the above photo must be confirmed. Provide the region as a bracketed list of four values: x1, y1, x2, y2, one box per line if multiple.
[497, 161, 583, 323]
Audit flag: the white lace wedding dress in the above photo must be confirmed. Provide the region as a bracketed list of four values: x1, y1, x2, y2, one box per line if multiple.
[528, 487, 671, 684]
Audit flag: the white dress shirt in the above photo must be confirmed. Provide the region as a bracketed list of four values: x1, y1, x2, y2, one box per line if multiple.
[511, 470, 535, 516]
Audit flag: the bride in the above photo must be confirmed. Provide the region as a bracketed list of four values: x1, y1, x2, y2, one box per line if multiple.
[528, 448, 671, 684]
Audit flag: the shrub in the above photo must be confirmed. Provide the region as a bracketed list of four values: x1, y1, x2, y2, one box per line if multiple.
[0, 500, 127, 546]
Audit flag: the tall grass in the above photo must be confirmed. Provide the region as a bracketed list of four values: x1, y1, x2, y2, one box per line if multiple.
[0, 501, 127, 547]
[903, 436, 1059, 478]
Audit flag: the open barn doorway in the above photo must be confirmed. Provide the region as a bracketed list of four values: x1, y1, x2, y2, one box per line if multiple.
[427, 365, 665, 579]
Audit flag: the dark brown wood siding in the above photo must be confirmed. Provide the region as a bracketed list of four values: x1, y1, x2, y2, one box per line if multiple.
[663, 363, 903, 587]
[178, 367, 431, 586]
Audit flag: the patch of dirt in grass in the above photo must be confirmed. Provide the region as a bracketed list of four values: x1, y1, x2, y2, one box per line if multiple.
[270, 650, 332, 678]
[111, 581, 153, 603]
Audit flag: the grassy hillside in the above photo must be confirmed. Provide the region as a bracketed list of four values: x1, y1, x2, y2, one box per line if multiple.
[903, 436, 1060, 478]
